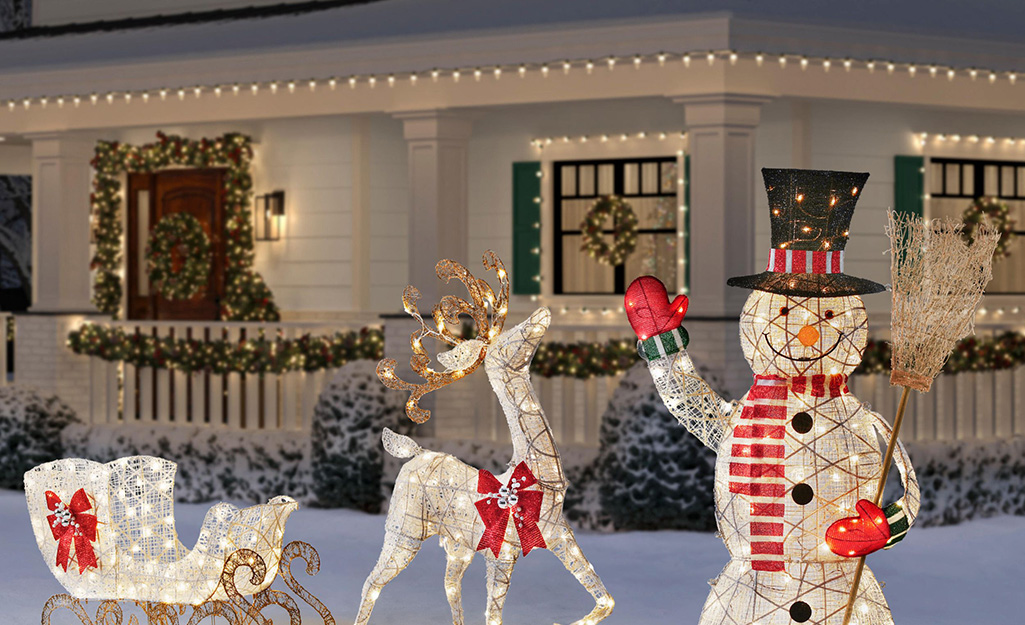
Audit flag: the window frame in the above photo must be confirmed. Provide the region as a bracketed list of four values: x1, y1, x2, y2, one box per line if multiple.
[551, 156, 679, 295]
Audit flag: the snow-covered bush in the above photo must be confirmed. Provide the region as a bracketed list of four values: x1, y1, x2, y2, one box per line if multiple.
[311, 360, 403, 512]
[903, 437, 1025, 526]
[570, 362, 717, 532]
[0, 386, 78, 489]
[63, 424, 310, 503]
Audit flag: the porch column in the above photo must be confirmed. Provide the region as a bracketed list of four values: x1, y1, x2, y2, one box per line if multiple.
[17, 133, 97, 419]
[675, 94, 772, 398]
[394, 110, 474, 304]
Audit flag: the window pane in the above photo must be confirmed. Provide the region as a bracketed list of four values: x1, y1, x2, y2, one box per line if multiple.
[930, 162, 944, 195]
[641, 162, 659, 194]
[1018, 168, 1025, 197]
[944, 163, 960, 195]
[561, 198, 595, 232]
[628, 196, 677, 230]
[625, 232, 677, 290]
[661, 161, 678, 194]
[560, 234, 616, 292]
[578, 165, 595, 196]
[560, 165, 577, 196]
[1002, 166, 1016, 197]
[984, 165, 999, 196]
[962, 164, 974, 196]
[597, 164, 614, 195]
[623, 163, 639, 195]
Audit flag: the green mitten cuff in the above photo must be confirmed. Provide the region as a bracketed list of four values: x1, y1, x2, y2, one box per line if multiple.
[883, 501, 910, 549]
[637, 326, 689, 361]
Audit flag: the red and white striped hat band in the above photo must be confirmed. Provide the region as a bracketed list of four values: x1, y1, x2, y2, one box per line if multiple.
[766, 248, 844, 275]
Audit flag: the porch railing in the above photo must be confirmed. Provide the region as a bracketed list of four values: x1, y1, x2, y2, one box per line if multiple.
[81, 320, 344, 431]
[847, 369, 1025, 441]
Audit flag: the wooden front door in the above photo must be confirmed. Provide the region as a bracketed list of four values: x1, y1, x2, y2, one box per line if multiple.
[127, 169, 226, 320]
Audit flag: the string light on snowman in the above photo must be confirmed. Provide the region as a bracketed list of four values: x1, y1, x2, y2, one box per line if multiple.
[626, 169, 921, 625]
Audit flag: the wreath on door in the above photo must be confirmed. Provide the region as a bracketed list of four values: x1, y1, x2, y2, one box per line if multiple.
[961, 197, 1016, 260]
[580, 195, 639, 265]
[146, 213, 212, 300]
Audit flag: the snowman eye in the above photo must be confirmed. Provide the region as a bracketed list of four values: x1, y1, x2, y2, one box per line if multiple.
[779, 307, 790, 316]
[824, 310, 835, 319]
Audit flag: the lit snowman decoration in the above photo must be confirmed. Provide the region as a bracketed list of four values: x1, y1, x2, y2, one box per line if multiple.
[626, 169, 920, 625]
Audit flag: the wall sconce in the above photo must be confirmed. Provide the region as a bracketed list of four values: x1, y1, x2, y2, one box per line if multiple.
[255, 190, 285, 241]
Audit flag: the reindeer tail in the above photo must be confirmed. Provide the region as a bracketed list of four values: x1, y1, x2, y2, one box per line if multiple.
[382, 427, 424, 459]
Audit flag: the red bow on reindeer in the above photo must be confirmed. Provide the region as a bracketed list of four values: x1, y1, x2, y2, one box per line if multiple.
[45, 489, 99, 574]
[475, 462, 547, 557]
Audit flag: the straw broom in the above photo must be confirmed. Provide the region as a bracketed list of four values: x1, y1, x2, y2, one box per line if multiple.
[841, 210, 1000, 625]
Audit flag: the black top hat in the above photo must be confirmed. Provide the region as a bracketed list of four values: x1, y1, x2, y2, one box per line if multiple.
[726, 168, 885, 297]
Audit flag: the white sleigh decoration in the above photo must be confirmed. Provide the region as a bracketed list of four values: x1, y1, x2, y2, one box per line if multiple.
[25, 456, 335, 625]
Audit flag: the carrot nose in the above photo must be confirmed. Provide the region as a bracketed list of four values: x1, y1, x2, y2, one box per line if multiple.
[797, 325, 820, 346]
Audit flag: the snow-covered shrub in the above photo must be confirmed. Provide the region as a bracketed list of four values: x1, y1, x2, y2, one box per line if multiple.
[903, 437, 1025, 526]
[0, 385, 78, 489]
[311, 360, 403, 512]
[63, 424, 310, 503]
[572, 362, 717, 532]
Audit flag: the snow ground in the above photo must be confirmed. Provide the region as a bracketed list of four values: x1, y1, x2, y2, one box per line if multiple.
[4, 489, 1020, 624]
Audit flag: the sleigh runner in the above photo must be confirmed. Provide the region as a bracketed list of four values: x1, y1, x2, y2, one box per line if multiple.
[25, 456, 334, 624]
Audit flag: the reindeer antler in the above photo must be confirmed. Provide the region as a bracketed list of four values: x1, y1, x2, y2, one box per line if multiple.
[377, 251, 510, 423]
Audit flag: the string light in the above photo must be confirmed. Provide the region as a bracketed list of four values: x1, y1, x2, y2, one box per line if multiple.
[2, 51, 1023, 113]
[530, 129, 686, 149]
[916, 131, 1025, 148]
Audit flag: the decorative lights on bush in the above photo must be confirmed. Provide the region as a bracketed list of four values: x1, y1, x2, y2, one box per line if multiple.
[357, 252, 613, 625]
[625, 170, 921, 625]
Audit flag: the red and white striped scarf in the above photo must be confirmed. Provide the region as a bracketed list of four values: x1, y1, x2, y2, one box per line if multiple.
[729, 374, 849, 572]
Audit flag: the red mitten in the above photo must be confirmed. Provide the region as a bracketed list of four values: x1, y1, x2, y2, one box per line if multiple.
[825, 499, 891, 557]
[624, 276, 688, 340]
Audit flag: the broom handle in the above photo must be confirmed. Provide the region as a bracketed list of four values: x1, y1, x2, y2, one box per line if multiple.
[841, 385, 911, 625]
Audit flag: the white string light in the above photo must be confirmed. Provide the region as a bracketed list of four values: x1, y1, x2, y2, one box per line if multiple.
[2, 50, 1023, 113]
[915, 131, 1025, 148]
[530, 130, 686, 150]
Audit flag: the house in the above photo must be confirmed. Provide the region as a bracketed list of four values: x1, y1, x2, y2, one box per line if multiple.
[0, 0, 1022, 461]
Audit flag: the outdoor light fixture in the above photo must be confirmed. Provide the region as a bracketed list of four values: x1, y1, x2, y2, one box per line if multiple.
[255, 190, 285, 241]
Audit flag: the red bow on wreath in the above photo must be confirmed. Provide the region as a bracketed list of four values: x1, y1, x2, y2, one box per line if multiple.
[475, 462, 546, 557]
[45, 489, 99, 574]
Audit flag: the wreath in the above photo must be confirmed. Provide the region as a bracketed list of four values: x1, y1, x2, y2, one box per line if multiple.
[146, 213, 212, 300]
[580, 195, 639, 265]
[962, 197, 1016, 260]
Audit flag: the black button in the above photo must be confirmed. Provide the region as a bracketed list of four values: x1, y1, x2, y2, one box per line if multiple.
[791, 483, 814, 505]
[791, 412, 813, 433]
[790, 601, 812, 622]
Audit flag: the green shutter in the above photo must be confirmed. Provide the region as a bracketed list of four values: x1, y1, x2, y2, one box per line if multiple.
[512, 161, 542, 294]
[683, 154, 691, 295]
[894, 155, 924, 218]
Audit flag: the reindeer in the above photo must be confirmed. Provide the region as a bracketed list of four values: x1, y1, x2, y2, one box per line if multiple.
[355, 251, 613, 625]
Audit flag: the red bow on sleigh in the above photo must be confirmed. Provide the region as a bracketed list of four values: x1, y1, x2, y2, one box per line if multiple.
[475, 462, 546, 557]
[45, 489, 99, 574]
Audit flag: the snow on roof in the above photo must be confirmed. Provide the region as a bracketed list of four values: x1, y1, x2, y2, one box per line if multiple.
[1, 0, 1025, 74]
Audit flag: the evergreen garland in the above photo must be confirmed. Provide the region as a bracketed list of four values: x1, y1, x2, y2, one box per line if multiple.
[856, 331, 1025, 375]
[146, 213, 212, 300]
[90, 132, 279, 320]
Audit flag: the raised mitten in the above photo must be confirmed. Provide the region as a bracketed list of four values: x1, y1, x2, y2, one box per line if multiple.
[625, 276, 688, 340]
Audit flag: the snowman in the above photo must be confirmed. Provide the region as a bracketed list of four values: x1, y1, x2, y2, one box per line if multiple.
[626, 169, 920, 625]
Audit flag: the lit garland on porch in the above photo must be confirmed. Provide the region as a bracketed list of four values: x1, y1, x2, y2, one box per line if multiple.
[90, 132, 279, 321]
[67, 323, 383, 374]
[856, 331, 1025, 375]
[532, 337, 638, 378]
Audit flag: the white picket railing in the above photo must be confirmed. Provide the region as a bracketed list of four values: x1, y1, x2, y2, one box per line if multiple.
[847, 369, 1025, 441]
[430, 323, 632, 447]
[82, 320, 346, 431]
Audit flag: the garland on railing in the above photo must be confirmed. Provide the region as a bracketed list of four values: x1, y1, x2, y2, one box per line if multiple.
[67, 323, 383, 374]
[90, 131, 279, 321]
[856, 331, 1025, 375]
[532, 338, 638, 378]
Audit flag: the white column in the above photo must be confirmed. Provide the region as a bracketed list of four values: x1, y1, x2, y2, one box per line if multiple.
[675, 94, 772, 398]
[29, 133, 95, 312]
[17, 134, 97, 420]
[394, 110, 473, 304]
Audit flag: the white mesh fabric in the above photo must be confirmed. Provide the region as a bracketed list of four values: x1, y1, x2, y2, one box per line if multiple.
[25, 456, 297, 604]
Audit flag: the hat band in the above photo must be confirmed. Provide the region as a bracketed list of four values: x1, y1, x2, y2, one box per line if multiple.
[766, 249, 844, 275]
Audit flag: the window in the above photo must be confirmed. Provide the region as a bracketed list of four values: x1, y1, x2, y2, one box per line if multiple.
[929, 158, 1025, 294]
[553, 157, 679, 295]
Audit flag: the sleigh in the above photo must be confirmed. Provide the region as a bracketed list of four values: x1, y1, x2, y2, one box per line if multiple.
[25, 456, 334, 624]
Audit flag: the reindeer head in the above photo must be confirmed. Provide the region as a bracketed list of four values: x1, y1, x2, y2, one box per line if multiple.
[485, 306, 551, 373]
[377, 251, 510, 423]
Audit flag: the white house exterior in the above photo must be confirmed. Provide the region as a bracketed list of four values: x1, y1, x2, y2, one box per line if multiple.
[1, 0, 1025, 447]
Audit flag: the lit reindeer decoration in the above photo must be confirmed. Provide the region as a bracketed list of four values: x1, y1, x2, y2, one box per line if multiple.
[355, 251, 613, 625]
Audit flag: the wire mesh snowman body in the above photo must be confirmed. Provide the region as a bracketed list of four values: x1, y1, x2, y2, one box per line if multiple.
[647, 291, 920, 625]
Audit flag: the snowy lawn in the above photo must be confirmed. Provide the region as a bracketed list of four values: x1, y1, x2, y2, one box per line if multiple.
[4, 489, 1019, 624]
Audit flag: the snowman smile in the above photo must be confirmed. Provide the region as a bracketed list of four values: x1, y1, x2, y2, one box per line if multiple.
[763, 333, 843, 362]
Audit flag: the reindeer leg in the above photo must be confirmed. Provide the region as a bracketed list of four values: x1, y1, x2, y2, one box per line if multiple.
[484, 554, 517, 625]
[354, 531, 423, 625]
[442, 539, 474, 625]
[551, 521, 614, 625]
